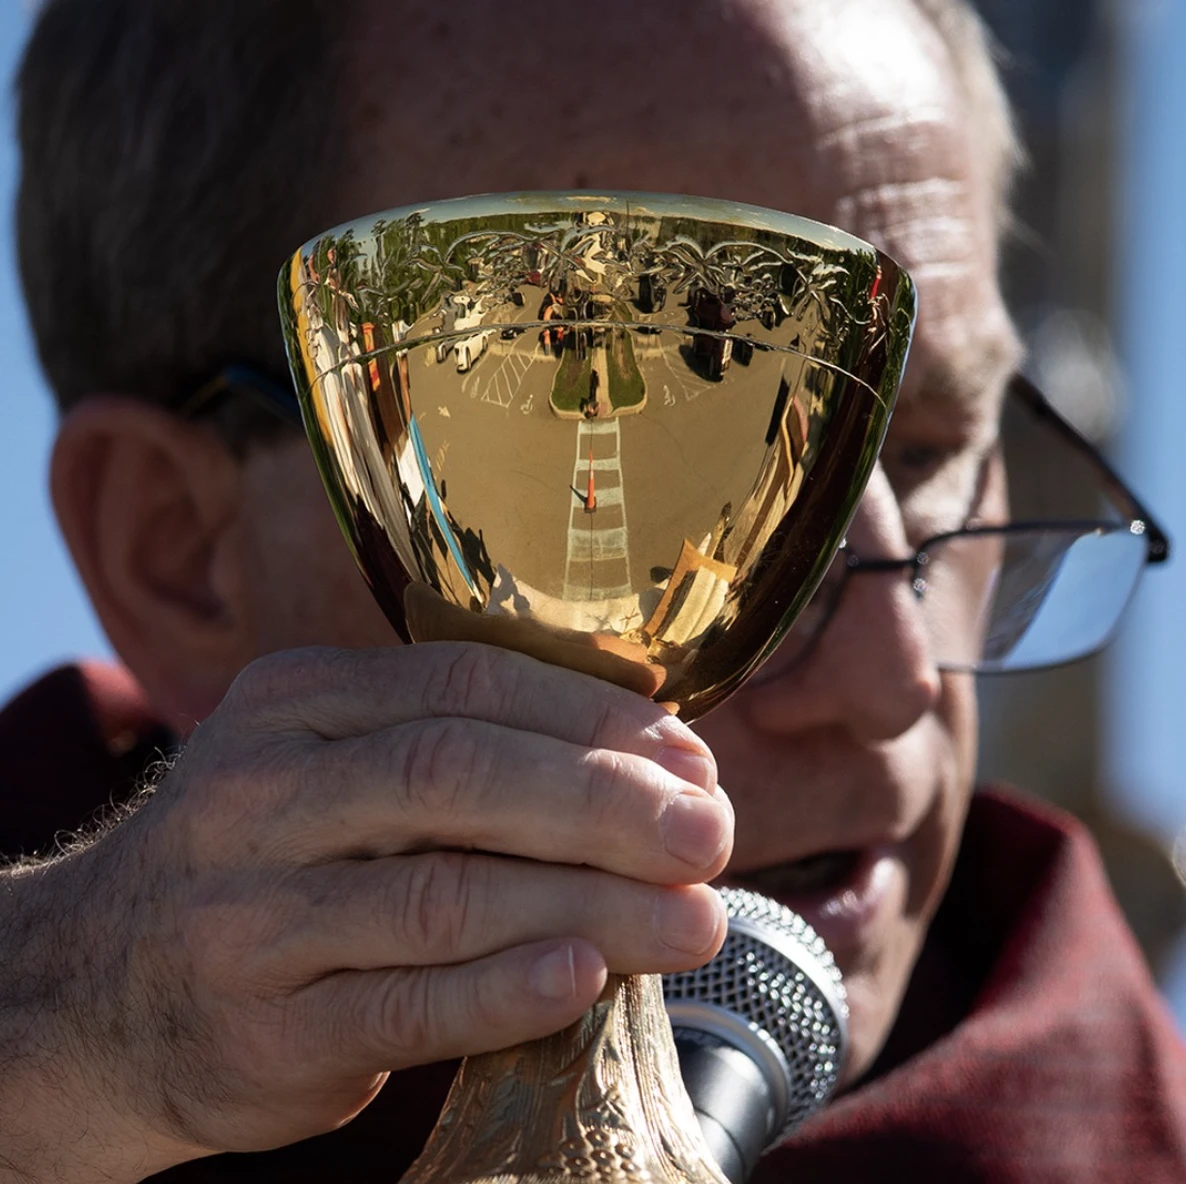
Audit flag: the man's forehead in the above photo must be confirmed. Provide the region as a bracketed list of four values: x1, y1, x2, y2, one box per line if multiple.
[753, 0, 956, 129]
[342, 0, 960, 208]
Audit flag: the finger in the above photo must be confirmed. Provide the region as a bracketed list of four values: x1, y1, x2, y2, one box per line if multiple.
[261, 854, 728, 979]
[223, 643, 715, 774]
[289, 716, 733, 880]
[295, 939, 610, 1075]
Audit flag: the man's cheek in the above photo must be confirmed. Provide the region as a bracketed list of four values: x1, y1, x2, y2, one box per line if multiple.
[918, 676, 978, 912]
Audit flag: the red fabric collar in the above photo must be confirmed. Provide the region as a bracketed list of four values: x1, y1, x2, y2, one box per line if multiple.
[0, 662, 175, 856]
[773, 789, 1186, 1181]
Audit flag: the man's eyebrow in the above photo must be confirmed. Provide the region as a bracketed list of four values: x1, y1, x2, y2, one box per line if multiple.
[905, 334, 1022, 412]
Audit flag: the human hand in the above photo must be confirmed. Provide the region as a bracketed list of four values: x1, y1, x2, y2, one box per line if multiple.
[0, 642, 730, 1179]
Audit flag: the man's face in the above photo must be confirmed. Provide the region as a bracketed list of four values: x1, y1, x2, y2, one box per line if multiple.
[232, 0, 1021, 1081]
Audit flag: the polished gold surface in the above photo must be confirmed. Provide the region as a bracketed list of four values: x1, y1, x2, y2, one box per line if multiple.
[401, 974, 728, 1183]
[279, 192, 915, 719]
[279, 193, 914, 1182]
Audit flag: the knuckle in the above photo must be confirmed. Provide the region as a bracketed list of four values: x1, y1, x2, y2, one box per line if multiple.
[458, 964, 507, 1042]
[396, 717, 490, 816]
[372, 969, 439, 1064]
[222, 647, 341, 720]
[221, 653, 293, 719]
[371, 957, 507, 1066]
[581, 748, 645, 830]
[583, 692, 631, 750]
[576, 681, 679, 759]
[172, 715, 318, 864]
[420, 642, 506, 718]
[392, 853, 488, 960]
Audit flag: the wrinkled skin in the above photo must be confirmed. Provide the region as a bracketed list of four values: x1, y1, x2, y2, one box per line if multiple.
[2, 1, 1022, 1180]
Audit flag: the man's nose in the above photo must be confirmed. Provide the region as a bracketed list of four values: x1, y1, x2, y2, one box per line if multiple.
[742, 477, 942, 743]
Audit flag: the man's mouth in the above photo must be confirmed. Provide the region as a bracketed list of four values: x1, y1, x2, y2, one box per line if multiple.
[725, 847, 900, 965]
[737, 849, 865, 897]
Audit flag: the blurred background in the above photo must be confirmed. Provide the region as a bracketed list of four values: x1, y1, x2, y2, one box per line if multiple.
[1, 0, 1184, 1017]
[968, 0, 1186, 1019]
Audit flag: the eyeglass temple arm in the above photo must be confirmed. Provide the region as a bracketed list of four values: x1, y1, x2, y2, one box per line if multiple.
[1010, 373, 1171, 564]
[175, 364, 306, 429]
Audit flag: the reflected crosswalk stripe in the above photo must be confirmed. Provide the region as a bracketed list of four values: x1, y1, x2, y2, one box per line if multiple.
[567, 526, 628, 560]
[563, 417, 632, 600]
[582, 420, 620, 436]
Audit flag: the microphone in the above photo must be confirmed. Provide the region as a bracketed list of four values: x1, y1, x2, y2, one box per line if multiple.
[662, 887, 849, 1184]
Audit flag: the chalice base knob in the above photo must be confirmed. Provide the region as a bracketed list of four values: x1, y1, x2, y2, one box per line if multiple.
[399, 973, 729, 1183]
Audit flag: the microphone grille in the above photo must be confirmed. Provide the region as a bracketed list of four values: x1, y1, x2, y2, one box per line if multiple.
[663, 886, 849, 1136]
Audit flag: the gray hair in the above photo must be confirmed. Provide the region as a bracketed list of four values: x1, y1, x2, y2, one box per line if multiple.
[15, 0, 352, 450]
[912, 0, 1022, 232]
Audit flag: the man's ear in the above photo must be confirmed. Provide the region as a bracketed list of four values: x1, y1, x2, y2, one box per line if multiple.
[51, 396, 255, 728]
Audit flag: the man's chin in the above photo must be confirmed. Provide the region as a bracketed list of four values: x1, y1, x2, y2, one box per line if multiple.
[833, 964, 907, 1089]
[728, 851, 916, 1089]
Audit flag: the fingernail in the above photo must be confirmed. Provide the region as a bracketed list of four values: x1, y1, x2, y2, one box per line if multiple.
[529, 942, 577, 1000]
[657, 746, 716, 792]
[662, 792, 729, 866]
[654, 890, 723, 955]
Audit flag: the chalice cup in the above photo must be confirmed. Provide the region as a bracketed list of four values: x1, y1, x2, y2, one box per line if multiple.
[279, 192, 915, 1183]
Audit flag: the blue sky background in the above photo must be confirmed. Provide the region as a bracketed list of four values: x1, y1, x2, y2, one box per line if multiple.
[0, 0, 110, 708]
[1, 0, 1184, 1011]
[1108, 0, 1186, 842]
[1107, 0, 1186, 1019]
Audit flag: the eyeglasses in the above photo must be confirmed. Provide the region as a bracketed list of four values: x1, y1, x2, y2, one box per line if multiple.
[177, 367, 1170, 676]
[777, 375, 1170, 674]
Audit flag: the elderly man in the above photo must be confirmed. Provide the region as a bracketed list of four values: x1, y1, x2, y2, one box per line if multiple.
[1, 0, 1183, 1180]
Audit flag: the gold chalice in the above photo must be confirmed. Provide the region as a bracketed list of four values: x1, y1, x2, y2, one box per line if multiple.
[279, 192, 915, 1182]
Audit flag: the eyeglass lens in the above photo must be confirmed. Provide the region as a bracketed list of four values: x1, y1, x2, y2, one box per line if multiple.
[919, 526, 1147, 673]
[775, 383, 1152, 675]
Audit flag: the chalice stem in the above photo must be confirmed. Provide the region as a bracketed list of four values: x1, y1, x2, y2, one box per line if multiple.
[400, 973, 729, 1183]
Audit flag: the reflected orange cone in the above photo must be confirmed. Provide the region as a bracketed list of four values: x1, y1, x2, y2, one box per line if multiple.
[585, 444, 597, 513]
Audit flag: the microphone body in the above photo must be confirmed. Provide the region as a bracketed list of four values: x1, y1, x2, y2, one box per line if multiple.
[662, 887, 848, 1184]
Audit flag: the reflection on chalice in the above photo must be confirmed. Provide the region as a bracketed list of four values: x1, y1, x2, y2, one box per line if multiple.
[280, 192, 915, 1183]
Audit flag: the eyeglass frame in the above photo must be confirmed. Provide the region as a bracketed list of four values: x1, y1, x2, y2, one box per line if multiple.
[786, 372, 1170, 672]
[836, 373, 1169, 578]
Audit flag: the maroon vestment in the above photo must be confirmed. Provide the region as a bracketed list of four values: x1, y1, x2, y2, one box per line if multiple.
[3, 663, 1185, 1182]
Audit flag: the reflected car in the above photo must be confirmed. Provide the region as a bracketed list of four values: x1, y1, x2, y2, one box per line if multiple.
[455, 330, 492, 372]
